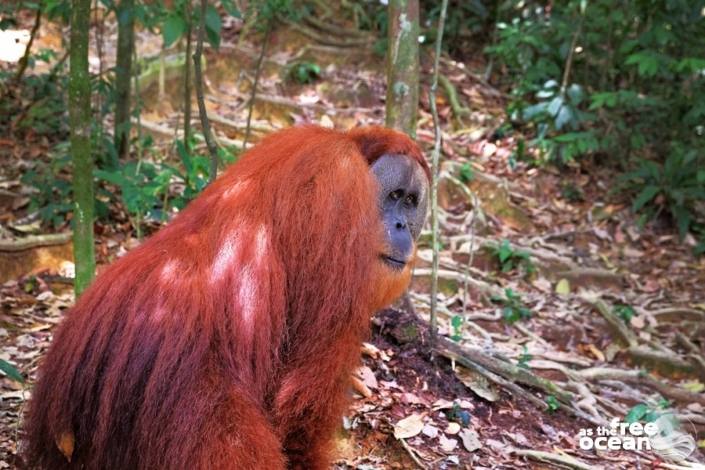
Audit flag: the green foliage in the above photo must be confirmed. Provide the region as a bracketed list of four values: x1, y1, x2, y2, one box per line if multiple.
[613, 304, 635, 323]
[255, 0, 296, 25]
[625, 402, 669, 424]
[423, 0, 487, 56]
[0, 50, 68, 136]
[487, 0, 705, 244]
[447, 403, 471, 427]
[491, 239, 534, 275]
[459, 163, 474, 183]
[21, 153, 74, 228]
[95, 161, 174, 226]
[174, 140, 213, 203]
[450, 314, 463, 342]
[161, 0, 237, 49]
[517, 346, 532, 369]
[545, 395, 560, 413]
[162, 14, 186, 47]
[620, 146, 705, 240]
[492, 288, 531, 324]
[560, 183, 584, 202]
[286, 61, 321, 84]
[94, 139, 215, 234]
[0, 359, 24, 384]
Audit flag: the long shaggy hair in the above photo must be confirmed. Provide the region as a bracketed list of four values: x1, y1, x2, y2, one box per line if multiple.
[24, 126, 428, 469]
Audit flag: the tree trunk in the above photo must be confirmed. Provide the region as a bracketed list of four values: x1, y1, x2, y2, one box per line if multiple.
[114, 0, 135, 165]
[69, 0, 96, 295]
[385, 0, 420, 137]
[194, 0, 219, 183]
[183, 0, 193, 146]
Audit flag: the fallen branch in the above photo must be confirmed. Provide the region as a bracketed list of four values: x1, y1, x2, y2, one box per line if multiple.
[398, 438, 428, 469]
[438, 74, 471, 121]
[650, 307, 705, 322]
[573, 367, 705, 406]
[588, 299, 638, 346]
[0, 233, 72, 252]
[438, 337, 574, 403]
[303, 15, 370, 39]
[137, 118, 242, 148]
[512, 449, 599, 470]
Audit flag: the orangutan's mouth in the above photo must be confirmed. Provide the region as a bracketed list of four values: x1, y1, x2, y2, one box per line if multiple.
[381, 255, 406, 270]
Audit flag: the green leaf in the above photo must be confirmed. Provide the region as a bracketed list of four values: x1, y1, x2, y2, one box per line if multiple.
[498, 240, 512, 263]
[162, 15, 186, 47]
[547, 96, 564, 117]
[503, 306, 520, 324]
[625, 403, 649, 423]
[459, 163, 474, 183]
[205, 5, 222, 48]
[220, 0, 241, 17]
[554, 105, 574, 130]
[632, 185, 660, 212]
[672, 206, 691, 240]
[626, 52, 659, 77]
[94, 169, 129, 187]
[523, 102, 548, 120]
[0, 359, 24, 384]
[566, 84, 583, 104]
[545, 395, 560, 412]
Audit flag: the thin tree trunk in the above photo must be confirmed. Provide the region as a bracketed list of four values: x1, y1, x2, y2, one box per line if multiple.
[385, 0, 420, 137]
[243, 19, 272, 149]
[159, 47, 165, 98]
[386, 0, 420, 314]
[14, 5, 42, 85]
[183, 0, 193, 146]
[428, 0, 449, 346]
[194, 0, 219, 183]
[114, 0, 135, 165]
[69, 0, 96, 295]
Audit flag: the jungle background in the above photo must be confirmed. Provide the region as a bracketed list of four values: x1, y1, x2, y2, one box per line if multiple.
[1, 0, 705, 468]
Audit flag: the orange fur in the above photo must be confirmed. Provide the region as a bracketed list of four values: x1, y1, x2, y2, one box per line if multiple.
[24, 126, 429, 469]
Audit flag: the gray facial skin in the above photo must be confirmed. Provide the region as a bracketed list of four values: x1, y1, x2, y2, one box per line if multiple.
[370, 154, 429, 270]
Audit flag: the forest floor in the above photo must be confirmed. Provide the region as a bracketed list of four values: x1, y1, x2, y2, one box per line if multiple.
[1, 12, 705, 470]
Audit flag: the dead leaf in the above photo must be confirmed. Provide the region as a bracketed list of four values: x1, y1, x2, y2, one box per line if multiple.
[532, 277, 552, 292]
[361, 342, 380, 358]
[422, 424, 439, 438]
[439, 434, 458, 452]
[629, 315, 645, 329]
[355, 366, 378, 390]
[586, 344, 605, 362]
[459, 428, 481, 452]
[393, 413, 425, 439]
[351, 376, 372, 398]
[400, 392, 423, 405]
[432, 399, 454, 411]
[455, 367, 499, 402]
[445, 422, 460, 435]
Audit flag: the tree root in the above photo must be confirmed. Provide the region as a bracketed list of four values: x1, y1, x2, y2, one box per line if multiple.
[511, 449, 600, 470]
[280, 17, 373, 48]
[438, 74, 471, 123]
[0, 233, 72, 252]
